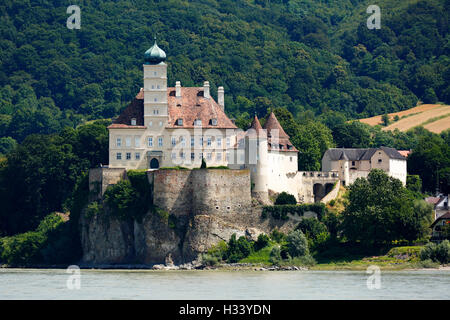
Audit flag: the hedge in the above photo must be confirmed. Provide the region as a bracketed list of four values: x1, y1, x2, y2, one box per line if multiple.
[262, 203, 326, 220]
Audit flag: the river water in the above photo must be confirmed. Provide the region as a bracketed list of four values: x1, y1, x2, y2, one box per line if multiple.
[0, 268, 449, 299]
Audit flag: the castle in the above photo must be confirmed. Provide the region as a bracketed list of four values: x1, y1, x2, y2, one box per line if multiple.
[107, 40, 407, 204]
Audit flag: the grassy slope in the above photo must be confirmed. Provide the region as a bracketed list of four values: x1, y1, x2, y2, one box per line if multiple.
[358, 104, 450, 133]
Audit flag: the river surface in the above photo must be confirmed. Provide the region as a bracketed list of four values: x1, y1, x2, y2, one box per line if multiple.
[0, 268, 449, 299]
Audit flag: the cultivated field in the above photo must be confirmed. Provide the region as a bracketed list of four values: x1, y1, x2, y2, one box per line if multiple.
[358, 104, 450, 133]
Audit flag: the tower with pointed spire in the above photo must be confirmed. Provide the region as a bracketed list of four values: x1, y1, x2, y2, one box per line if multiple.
[143, 38, 169, 138]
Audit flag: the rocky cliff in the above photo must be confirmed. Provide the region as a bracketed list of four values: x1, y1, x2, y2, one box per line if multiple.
[80, 168, 298, 265]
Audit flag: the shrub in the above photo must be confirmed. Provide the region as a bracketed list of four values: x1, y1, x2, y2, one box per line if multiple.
[263, 203, 326, 220]
[286, 230, 309, 257]
[275, 192, 297, 205]
[201, 253, 219, 266]
[254, 234, 270, 251]
[269, 246, 282, 265]
[282, 255, 317, 267]
[224, 234, 254, 263]
[296, 218, 330, 250]
[270, 229, 286, 243]
[207, 240, 228, 260]
[328, 199, 336, 207]
[420, 240, 450, 264]
[0, 213, 68, 266]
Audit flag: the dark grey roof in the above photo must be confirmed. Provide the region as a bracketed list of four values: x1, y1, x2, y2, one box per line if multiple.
[324, 147, 405, 161]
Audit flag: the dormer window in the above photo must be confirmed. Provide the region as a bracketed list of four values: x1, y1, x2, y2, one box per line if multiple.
[176, 118, 183, 126]
[177, 104, 181, 108]
[194, 119, 202, 126]
[131, 118, 136, 126]
[211, 118, 218, 126]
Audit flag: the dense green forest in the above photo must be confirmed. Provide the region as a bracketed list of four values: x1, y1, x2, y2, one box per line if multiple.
[0, 0, 449, 263]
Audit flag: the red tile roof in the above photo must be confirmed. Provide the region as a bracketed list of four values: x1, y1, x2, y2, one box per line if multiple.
[426, 197, 441, 206]
[398, 150, 411, 158]
[109, 87, 237, 130]
[263, 112, 297, 152]
[167, 87, 236, 129]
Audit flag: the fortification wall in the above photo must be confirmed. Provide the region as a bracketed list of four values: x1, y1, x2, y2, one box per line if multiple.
[89, 167, 126, 200]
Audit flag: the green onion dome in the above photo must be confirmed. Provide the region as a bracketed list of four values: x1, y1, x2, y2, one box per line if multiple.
[144, 39, 166, 64]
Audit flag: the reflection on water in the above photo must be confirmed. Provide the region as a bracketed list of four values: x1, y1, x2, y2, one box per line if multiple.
[0, 269, 449, 300]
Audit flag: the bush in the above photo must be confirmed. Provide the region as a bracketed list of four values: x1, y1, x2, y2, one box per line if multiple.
[254, 234, 270, 251]
[201, 253, 219, 266]
[0, 213, 69, 266]
[286, 230, 309, 257]
[263, 203, 327, 220]
[282, 255, 317, 267]
[275, 192, 297, 205]
[269, 246, 282, 265]
[224, 234, 254, 263]
[270, 229, 286, 243]
[420, 240, 450, 264]
[207, 240, 228, 260]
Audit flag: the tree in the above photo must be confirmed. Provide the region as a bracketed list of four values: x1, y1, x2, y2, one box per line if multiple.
[381, 114, 390, 126]
[341, 169, 431, 245]
[275, 192, 297, 205]
[286, 230, 309, 257]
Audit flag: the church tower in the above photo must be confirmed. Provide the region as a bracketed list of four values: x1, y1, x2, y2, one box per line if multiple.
[143, 39, 168, 132]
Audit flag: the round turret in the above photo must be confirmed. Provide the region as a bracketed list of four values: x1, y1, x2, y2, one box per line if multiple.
[144, 39, 166, 64]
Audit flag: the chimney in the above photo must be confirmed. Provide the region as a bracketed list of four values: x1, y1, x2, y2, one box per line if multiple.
[176, 81, 181, 98]
[218, 86, 224, 110]
[203, 81, 210, 99]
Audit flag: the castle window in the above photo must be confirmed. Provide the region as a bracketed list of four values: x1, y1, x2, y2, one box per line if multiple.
[149, 121, 153, 127]
[290, 157, 292, 162]
[217, 137, 222, 147]
[177, 104, 182, 108]
[116, 153, 122, 160]
[378, 159, 382, 163]
[176, 118, 183, 126]
[154, 98, 157, 102]
[180, 136, 186, 147]
[152, 85, 155, 89]
[216, 152, 222, 161]
[116, 137, 122, 147]
[211, 118, 218, 126]
[207, 137, 212, 147]
[191, 153, 195, 160]
[135, 136, 140, 147]
[352, 161, 355, 166]
[153, 109, 159, 115]
[131, 118, 137, 126]
[159, 121, 163, 126]
[191, 137, 195, 147]
[135, 153, 140, 160]
[126, 152, 131, 160]
[154, 71, 157, 76]
[199, 152, 203, 160]
[226, 152, 230, 162]
[207, 153, 212, 161]
[199, 137, 204, 146]
[226, 137, 231, 147]
[171, 137, 176, 147]
[194, 119, 202, 126]
[157, 85, 160, 89]
[158, 137, 163, 147]
[226, 206, 231, 210]
[148, 137, 153, 147]
[215, 206, 219, 210]
[125, 137, 131, 147]
[180, 152, 185, 159]
[171, 152, 176, 160]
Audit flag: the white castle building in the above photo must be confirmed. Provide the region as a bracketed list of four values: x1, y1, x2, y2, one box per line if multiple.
[108, 40, 407, 203]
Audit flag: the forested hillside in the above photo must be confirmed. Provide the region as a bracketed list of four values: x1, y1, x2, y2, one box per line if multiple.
[0, 0, 449, 148]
